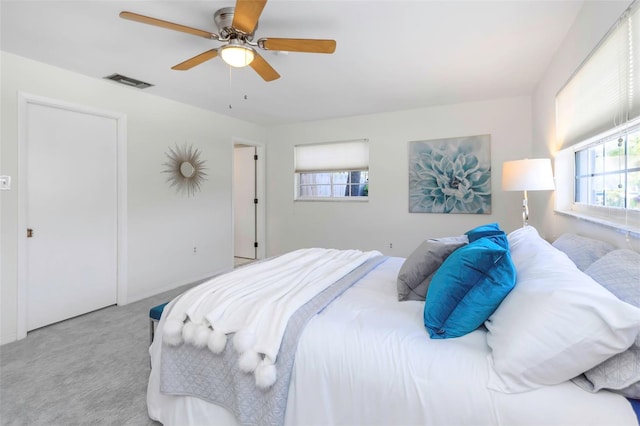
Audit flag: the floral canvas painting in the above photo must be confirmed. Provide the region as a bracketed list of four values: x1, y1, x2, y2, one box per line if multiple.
[409, 135, 491, 214]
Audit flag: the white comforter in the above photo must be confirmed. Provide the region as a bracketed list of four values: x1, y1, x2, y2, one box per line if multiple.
[148, 257, 637, 425]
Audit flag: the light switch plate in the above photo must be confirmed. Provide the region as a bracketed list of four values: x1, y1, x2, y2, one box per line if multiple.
[0, 176, 12, 190]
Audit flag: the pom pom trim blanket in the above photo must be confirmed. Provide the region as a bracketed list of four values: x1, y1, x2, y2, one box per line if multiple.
[162, 248, 382, 388]
[159, 252, 386, 426]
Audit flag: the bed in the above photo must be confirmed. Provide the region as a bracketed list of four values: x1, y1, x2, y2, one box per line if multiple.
[147, 225, 640, 425]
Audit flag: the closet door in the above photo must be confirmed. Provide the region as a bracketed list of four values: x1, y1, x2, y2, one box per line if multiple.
[26, 102, 118, 330]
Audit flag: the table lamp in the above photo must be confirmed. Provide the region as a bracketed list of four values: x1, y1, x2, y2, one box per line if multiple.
[502, 158, 555, 227]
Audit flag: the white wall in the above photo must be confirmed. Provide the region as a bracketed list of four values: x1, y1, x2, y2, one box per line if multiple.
[531, 0, 640, 250]
[5, 0, 636, 344]
[265, 96, 532, 258]
[0, 52, 265, 344]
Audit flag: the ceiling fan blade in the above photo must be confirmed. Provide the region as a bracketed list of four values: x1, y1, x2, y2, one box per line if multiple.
[120, 11, 218, 40]
[260, 38, 336, 54]
[232, 0, 267, 34]
[250, 53, 280, 82]
[172, 49, 219, 70]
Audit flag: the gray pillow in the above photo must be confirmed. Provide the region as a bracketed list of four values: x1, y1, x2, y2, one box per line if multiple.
[573, 249, 640, 398]
[397, 236, 467, 302]
[552, 233, 616, 271]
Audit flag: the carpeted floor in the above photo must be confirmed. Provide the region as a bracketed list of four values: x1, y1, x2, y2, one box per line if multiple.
[0, 282, 199, 425]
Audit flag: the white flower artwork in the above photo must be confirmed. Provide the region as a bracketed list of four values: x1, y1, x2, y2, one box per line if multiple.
[162, 143, 208, 197]
[409, 135, 491, 214]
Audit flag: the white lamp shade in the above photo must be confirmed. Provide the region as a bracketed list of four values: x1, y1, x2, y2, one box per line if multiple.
[502, 158, 555, 191]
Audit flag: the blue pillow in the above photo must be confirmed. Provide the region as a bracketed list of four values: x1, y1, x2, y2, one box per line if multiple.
[465, 223, 505, 243]
[424, 237, 516, 339]
[485, 232, 509, 250]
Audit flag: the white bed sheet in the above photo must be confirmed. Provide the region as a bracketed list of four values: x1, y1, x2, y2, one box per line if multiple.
[148, 257, 637, 426]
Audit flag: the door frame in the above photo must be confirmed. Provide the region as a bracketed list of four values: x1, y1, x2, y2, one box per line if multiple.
[232, 138, 265, 261]
[16, 92, 128, 340]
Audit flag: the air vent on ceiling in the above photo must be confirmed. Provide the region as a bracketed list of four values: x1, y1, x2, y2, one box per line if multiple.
[105, 73, 153, 89]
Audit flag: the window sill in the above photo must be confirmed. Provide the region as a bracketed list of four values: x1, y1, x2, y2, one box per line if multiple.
[295, 197, 369, 202]
[554, 209, 640, 239]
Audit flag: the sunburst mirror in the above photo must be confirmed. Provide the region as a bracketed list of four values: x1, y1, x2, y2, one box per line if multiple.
[162, 143, 208, 197]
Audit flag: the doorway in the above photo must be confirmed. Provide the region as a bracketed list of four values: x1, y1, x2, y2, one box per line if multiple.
[233, 141, 265, 266]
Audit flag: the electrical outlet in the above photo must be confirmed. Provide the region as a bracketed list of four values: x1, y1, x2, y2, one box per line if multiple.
[0, 176, 11, 191]
[389, 243, 393, 249]
[193, 246, 197, 254]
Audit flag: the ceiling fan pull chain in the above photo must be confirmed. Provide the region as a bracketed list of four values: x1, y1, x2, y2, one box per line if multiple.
[229, 66, 233, 109]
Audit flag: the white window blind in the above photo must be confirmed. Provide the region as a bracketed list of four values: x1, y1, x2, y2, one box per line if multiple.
[556, 1, 640, 148]
[294, 139, 369, 172]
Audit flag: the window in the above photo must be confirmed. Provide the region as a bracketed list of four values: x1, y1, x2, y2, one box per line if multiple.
[298, 171, 368, 198]
[294, 140, 369, 200]
[555, 117, 640, 234]
[575, 123, 640, 210]
[554, 1, 640, 234]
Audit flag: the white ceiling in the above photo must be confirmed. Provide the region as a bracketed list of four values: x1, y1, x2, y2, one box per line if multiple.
[1, 0, 585, 126]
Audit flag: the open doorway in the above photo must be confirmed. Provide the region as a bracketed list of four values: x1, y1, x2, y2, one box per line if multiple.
[233, 141, 265, 267]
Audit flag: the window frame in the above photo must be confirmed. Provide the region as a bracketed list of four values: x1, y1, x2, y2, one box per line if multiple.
[294, 169, 369, 202]
[554, 117, 640, 236]
[293, 139, 369, 202]
[574, 131, 640, 210]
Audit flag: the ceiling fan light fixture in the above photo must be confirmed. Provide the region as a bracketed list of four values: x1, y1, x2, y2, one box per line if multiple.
[119, 1, 336, 82]
[220, 43, 255, 67]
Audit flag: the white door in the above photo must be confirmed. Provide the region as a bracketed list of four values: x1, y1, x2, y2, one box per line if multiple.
[26, 102, 118, 330]
[234, 146, 256, 259]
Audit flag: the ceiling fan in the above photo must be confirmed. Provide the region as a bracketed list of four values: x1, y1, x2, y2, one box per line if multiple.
[120, 0, 337, 82]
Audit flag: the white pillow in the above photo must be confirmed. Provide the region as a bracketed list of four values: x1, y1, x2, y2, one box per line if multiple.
[485, 226, 640, 393]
